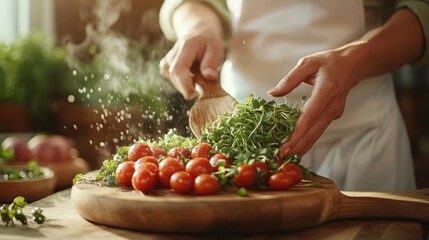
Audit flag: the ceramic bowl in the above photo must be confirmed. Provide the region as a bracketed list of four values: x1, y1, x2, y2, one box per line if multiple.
[0, 166, 56, 203]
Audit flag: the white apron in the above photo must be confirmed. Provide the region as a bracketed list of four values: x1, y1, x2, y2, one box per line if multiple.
[221, 0, 416, 191]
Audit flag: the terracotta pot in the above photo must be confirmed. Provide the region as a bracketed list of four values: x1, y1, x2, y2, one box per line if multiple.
[0, 103, 34, 133]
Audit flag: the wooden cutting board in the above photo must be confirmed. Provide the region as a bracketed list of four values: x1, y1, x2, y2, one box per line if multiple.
[71, 171, 429, 234]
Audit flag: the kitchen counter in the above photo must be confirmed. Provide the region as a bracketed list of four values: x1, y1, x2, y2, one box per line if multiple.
[0, 189, 427, 240]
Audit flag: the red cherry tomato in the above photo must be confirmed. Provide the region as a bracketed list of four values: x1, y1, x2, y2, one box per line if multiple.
[132, 168, 156, 193]
[251, 161, 270, 173]
[209, 153, 231, 171]
[185, 157, 213, 178]
[150, 145, 168, 159]
[170, 171, 194, 194]
[135, 156, 159, 167]
[191, 142, 213, 159]
[168, 146, 191, 159]
[269, 172, 294, 190]
[252, 160, 270, 183]
[194, 173, 220, 195]
[134, 162, 159, 182]
[282, 163, 304, 185]
[128, 142, 152, 162]
[115, 161, 135, 187]
[233, 164, 256, 189]
[159, 157, 185, 188]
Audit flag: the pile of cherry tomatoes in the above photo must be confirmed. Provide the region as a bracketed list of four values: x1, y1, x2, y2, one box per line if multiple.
[115, 141, 304, 195]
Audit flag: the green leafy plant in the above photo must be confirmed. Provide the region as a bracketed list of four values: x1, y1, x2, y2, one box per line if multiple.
[202, 95, 302, 166]
[0, 196, 47, 226]
[0, 160, 44, 181]
[0, 32, 70, 129]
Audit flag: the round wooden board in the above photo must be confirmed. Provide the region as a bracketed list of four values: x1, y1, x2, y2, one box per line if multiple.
[71, 171, 338, 234]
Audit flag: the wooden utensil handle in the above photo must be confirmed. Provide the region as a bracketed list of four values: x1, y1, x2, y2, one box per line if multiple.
[193, 69, 228, 98]
[332, 189, 429, 221]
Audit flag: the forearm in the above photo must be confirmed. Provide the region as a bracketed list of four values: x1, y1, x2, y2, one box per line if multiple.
[342, 8, 424, 84]
[173, 2, 224, 39]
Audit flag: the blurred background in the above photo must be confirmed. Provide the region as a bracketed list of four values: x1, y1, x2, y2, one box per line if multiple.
[0, 0, 428, 188]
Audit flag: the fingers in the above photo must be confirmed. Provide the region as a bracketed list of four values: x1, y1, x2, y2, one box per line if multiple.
[159, 44, 177, 79]
[279, 113, 330, 157]
[267, 57, 318, 97]
[200, 41, 224, 80]
[169, 40, 201, 99]
[159, 40, 199, 100]
[159, 37, 224, 100]
[279, 69, 346, 157]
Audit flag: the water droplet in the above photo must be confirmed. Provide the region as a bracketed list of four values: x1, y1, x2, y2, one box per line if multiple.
[67, 95, 75, 103]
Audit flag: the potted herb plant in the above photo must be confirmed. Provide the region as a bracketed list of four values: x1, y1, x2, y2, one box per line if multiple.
[0, 32, 70, 132]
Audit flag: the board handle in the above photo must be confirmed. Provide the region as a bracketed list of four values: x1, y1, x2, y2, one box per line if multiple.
[332, 189, 429, 222]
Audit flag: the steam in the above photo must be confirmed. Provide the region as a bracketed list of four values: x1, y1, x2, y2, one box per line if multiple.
[94, 0, 131, 35]
[66, 0, 174, 99]
[61, 0, 188, 165]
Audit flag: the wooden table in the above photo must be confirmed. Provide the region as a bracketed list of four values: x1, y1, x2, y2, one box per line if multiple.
[0, 189, 427, 240]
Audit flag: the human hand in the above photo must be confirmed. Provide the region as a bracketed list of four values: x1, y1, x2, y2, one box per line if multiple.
[268, 48, 361, 157]
[159, 3, 225, 100]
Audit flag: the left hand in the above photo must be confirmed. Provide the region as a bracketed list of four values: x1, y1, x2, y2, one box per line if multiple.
[268, 48, 361, 157]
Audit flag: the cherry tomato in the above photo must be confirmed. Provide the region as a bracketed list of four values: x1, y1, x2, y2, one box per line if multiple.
[251, 161, 270, 173]
[170, 171, 194, 194]
[132, 168, 156, 193]
[134, 162, 159, 182]
[233, 164, 256, 189]
[252, 161, 270, 183]
[194, 173, 220, 195]
[185, 157, 213, 178]
[150, 145, 168, 159]
[159, 157, 185, 188]
[282, 163, 304, 185]
[269, 172, 294, 190]
[209, 153, 231, 171]
[168, 146, 191, 159]
[128, 142, 152, 162]
[135, 156, 159, 167]
[191, 142, 213, 159]
[115, 161, 135, 187]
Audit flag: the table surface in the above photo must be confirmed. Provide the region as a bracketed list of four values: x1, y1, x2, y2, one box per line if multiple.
[0, 189, 427, 240]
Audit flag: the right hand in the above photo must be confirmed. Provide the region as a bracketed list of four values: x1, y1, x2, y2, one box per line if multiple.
[159, 3, 225, 100]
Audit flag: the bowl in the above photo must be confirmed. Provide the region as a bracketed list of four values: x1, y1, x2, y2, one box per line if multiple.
[43, 158, 89, 190]
[0, 166, 56, 203]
